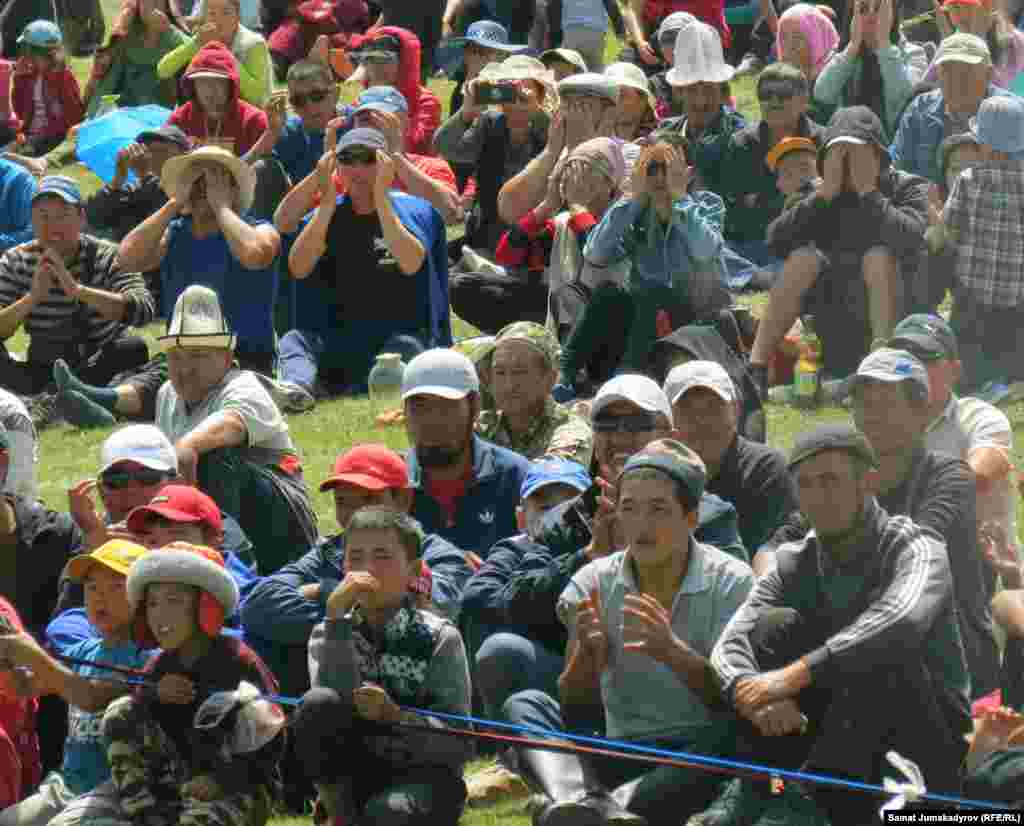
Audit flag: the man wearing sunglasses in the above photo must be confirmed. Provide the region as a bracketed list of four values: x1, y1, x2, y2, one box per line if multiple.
[282, 127, 451, 403]
[719, 63, 824, 288]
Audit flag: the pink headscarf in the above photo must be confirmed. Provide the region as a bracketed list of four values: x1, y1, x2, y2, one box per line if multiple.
[567, 137, 627, 189]
[776, 4, 840, 79]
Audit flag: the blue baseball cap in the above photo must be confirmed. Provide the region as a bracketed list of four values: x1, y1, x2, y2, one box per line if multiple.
[353, 85, 409, 117]
[453, 21, 527, 52]
[335, 127, 388, 154]
[970, 95, 1024, 160]
[32, 176, 82, 206]
[521, 459, 592, 500]
[18, 20, 62, 48]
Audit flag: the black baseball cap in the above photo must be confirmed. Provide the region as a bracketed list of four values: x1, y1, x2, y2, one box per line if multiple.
[788, 423, 879, 471]
[136, 125, 191, 151]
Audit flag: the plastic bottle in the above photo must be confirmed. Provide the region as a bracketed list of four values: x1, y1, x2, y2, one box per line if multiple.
[792, 315, 821, 408]
[368, 353, 405, 414]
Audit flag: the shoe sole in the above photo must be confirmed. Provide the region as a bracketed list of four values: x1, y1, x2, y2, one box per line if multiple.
[536, 802, 607, 826]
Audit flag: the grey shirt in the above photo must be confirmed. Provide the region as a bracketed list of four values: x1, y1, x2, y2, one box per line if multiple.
[557, 540, 754, 741]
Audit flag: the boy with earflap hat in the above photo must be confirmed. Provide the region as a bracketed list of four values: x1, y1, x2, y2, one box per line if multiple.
[67, 542, 283, 826]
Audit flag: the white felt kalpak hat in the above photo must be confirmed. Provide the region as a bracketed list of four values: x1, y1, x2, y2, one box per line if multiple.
[158, 285, 237, 352]
[666, 20, 735, 86]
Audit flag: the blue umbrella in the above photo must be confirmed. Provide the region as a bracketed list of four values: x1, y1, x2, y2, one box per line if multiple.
[76, 104, 174, 185]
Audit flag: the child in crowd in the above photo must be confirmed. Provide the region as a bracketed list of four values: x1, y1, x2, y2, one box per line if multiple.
[0, 541, 148, 826]
[47, 542, 283, 826]
[765, 135, 820, 205]
[0, 597, 40, 811]
[292, 507, 472, 826]
[12, 21, 83, 157]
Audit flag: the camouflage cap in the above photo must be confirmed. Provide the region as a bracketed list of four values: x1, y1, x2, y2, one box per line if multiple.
[452, 336, 496, 366]
[889, 314, 958, 361]
[620, 438, 706, 510]
[494, 321, 561, 369]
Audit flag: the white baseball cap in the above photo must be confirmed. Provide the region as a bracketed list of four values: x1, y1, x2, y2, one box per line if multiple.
[663, 360, 736, 405]
[591, 374, 674, 426]
[401, 348, 480, 401]
[99, 425, 178, 476]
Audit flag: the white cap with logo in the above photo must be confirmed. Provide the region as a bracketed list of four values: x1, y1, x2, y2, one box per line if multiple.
[591, 373, 674, 426]
[100, 424, 178, 475]
[663, 360, 736, 405]
[401, 348, 480, 401]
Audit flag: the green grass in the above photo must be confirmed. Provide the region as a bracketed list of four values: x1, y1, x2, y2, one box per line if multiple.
[31, 10, 1024, 825]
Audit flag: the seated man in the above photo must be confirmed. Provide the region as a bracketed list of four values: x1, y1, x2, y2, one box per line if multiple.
[889, 313, 1016, 542]
[275, 85, 460, 231]
[279, 127, 450, 409]
[890, 33, 1013, 186]
[527, 441, 753, 826]
[0, 156, 36, 255]
[154, 285, 318, 574]
[402, 348, 530, 557]
[719, 63, 825, 287]
[165, 41, 269, 156]
[0, 176, 154, 399]
[475, 321, 593, 466]
[241, 443, 474, 696]
[292, 508, 471, 826]
[746, 106, 929, 394]
[84, 126, 191, 243]
[708, 424, 970, 826]
[664, 360, 800, 574]
[345, 26, 441, 156]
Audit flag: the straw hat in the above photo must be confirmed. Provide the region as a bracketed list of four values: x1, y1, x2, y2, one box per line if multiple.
[478, 55, 560, 115]
[161, 145, 256, 213]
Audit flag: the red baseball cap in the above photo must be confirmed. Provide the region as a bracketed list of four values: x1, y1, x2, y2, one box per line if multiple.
[126, 484, 224, 539]
[320, 444, 410, 492]
[297, 0, 335, 23]
[943, 0, 988, 8]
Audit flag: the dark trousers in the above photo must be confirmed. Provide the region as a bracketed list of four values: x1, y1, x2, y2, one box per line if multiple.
[0, 336, 149, 397]
[448, 270, 548, 335]
[740, 607, 970, 826]
[950, 290, 1024, 392]
[290, 687, 467, 826]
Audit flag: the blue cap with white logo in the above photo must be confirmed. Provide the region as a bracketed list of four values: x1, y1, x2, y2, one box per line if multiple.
[32, 175, 82, 206]
[521, 458, 592, 500]
[353, 86, 409, 117]
[851, 347, 930, 401]
[18, 20, 62, 48]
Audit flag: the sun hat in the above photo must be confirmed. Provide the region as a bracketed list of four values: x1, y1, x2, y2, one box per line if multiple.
[127, 541, 239, 645]
[591, 374, 674, 426]
[319, 444, 410, 492]
[540, 48, 588, 72]
[452, 20, 527, 53]
[667, 21, 735, 86]
[99, 424, 178, 476]
[933, 31, 992, 66]
[402, 348, 480, 401]
[557, 71, 619, 104]
[158, 285, 237, 352]
[161, 145, 256, 212]
[604, 62, 656, 112]
[970, 95, 1024, 159]
[64, 539, 149, 583]
[478, 55, 560, 114]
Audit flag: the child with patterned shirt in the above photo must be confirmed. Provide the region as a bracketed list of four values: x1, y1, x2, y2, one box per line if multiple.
[293, 507, 472, 826]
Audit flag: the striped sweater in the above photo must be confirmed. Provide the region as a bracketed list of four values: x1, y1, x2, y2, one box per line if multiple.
[0, 237, 154, 363]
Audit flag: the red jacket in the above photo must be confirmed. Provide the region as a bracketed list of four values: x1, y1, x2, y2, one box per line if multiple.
[0, 598, 40, 809]
[349, 25, 440, 156]
[643, 0, 730, 47]
[166, 41, 268, 156]
[12, 64, 83, 141]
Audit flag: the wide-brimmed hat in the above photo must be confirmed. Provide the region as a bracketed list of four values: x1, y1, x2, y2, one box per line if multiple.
[478, 55, 559, 114]
[667, 21, 734, 86]
[604, 62, 656, 112]
[158, 285, 237, 351]
[451, 20, 527, 53]
[161, 145, 256, 213]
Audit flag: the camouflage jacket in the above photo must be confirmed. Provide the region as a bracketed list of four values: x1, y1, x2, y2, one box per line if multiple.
[475, 397, 593, 468]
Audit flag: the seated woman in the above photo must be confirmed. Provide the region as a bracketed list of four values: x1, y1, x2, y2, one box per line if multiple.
[434, 54, 555, 257]
[157, 0, 273, 106]
[84, 0, 189, 117]
[774, 2, 840, 125]
[813, 0, 924, 141]
[292, 507, 472, 826]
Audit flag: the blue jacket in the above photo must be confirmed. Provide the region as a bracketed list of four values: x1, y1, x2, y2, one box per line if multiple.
[460, 492, 747, 657]
[890, 86, 1016, 184]
[0, 159, 36, 253]
[409, 435, 530, 556]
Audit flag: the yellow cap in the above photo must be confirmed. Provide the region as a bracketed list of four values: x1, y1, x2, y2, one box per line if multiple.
[766, 136, 818, 172]
[63, 539, 149, 583]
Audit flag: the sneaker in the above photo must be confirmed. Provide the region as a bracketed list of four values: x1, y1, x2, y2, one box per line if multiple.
[751, 785, 831, 826]
[735, 53, 764, 78]
[686, 778, 769, 826]
[466, 764, 531, 807]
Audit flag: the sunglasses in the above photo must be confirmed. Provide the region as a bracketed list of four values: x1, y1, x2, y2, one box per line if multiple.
[592, 412, 659, 433]
[99, 468, 169, 489]
[337, 146, 378, 166]
[289, 88, 331, 108]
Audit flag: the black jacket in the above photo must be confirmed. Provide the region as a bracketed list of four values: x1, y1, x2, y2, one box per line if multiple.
[85, 176, 169, 242]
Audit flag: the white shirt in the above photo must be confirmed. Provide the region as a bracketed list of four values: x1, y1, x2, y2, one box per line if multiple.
[0, 388, 36, 500]
[925, 394, 1017, 546]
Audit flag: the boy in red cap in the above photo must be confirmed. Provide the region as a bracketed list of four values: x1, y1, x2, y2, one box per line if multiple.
[241, 443, 472, 696]
[55, 542, 283, 826]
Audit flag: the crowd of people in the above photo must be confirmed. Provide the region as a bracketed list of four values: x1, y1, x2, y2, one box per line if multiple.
[0, 0, 1019, 823]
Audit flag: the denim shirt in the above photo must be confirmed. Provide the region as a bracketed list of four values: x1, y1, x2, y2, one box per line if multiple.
[583, 192, 726, 291]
